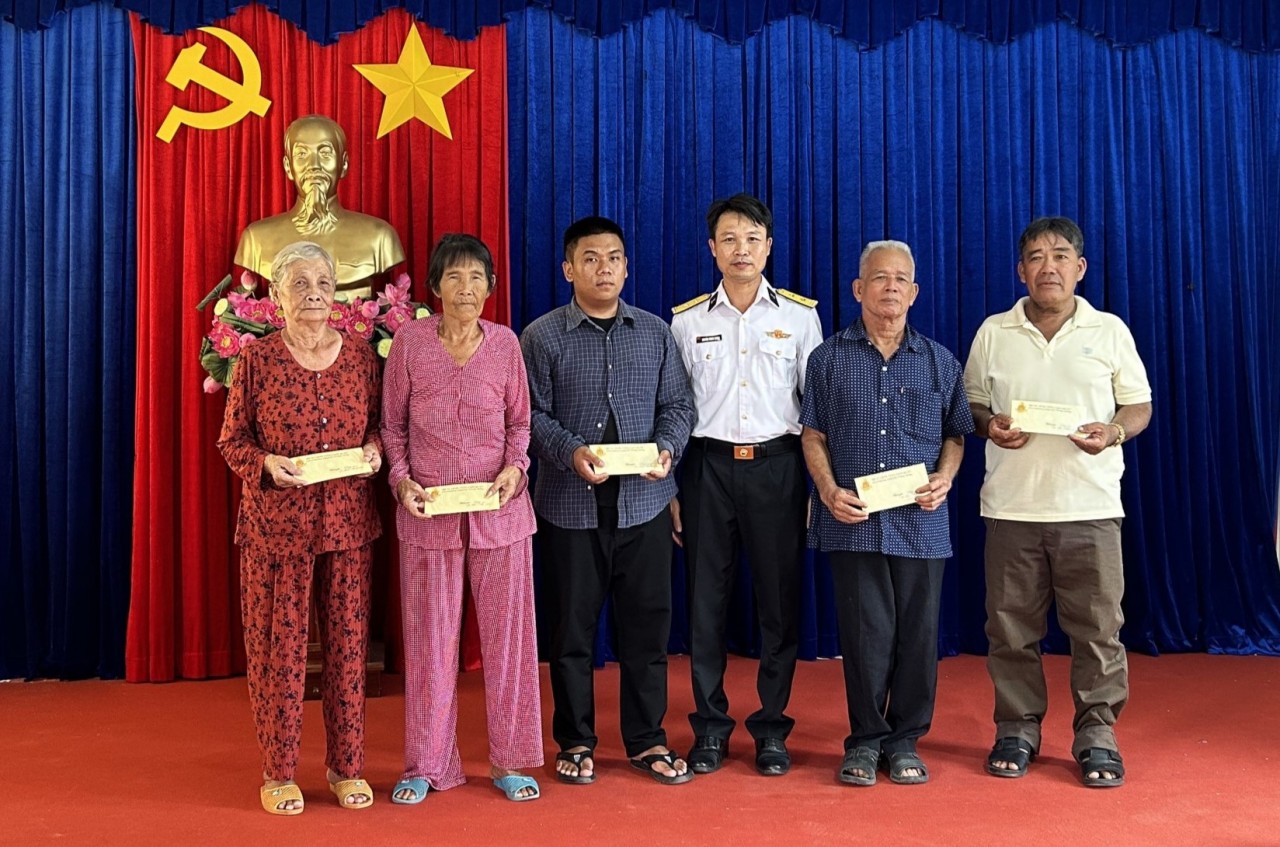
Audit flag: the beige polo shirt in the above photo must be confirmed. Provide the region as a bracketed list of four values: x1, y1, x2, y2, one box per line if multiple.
[964, 296, 1151, 521]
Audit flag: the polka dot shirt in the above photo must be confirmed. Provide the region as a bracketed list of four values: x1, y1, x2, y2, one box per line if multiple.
[801, 318, 974, 556]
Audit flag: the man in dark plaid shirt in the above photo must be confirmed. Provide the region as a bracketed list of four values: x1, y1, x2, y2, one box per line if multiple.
[521, 216, 696, 786]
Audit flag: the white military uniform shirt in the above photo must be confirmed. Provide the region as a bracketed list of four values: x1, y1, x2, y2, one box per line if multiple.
[671, 278, 823, 443]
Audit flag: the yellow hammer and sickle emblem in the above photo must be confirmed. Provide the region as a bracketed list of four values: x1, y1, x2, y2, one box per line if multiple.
[157, 27, 271, 142]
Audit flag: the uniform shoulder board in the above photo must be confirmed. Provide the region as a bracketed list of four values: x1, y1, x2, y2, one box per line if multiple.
[671, 293, 711, 315]
[777, 289, 818, 308]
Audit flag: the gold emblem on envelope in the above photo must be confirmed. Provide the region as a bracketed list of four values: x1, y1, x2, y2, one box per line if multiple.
[859, 478, 872, 490]
[1016, 402, 1028, 414]
[766, 329, 792, 339]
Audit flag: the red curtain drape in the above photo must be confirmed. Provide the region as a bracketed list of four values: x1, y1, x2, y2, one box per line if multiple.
[125, 5, 506, 681]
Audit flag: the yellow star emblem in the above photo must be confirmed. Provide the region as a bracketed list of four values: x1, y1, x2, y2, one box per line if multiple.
[353, 25, 474, 139]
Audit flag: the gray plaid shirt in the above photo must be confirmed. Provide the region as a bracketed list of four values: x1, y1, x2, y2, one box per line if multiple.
[521, 297, 694, 529]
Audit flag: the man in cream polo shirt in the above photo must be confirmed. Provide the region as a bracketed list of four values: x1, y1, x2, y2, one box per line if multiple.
[964, 217, 1152, 790]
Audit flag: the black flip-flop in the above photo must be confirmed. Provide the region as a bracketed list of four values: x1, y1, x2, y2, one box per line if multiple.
[555, 749, 596, 784]
[629, 751, 694, 785]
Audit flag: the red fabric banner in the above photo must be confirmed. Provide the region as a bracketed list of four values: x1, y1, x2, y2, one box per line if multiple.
[126, 5, 506, 681]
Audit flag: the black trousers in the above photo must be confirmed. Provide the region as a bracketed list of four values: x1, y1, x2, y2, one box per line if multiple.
[683, 438, 806, 741]
[540, 507, 674, 758]
[829, 551, 945, 755]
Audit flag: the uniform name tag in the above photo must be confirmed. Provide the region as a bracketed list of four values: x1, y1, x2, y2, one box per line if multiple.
[695, 334, 722, 343]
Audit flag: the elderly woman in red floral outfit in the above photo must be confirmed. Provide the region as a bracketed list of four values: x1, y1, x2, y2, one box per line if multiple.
[218, 241, 382, 815]
[382, 234, 543, 805]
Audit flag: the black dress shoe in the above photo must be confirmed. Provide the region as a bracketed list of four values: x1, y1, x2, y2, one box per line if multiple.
[687, 736, 728, 774]
[755, 737, 791, 776]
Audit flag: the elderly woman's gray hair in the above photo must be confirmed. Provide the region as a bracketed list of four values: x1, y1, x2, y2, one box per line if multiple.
[270, 241, 336, 287]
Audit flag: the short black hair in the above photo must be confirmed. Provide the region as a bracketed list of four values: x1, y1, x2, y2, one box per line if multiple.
[426, 233, 496, 296]
[706, 193, 773, 239]
[1018, 216, 1084, 260]
[563, 216, 626, 263]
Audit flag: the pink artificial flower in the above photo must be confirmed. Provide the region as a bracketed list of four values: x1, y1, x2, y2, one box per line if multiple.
[358, 298, 381, 320]
[347, 314, 376, 340]
[263, 298, 286, 327]
[381, 304, 412, 333]
[246, 298, 275, 324]
[378, 273, 412, 308]
[328, 302, 351, 330]
[227, 291, 251, 317]
[238, 332, 257, 348]
[203, 376, 224, 393]
[209, 321, 242, 358]
[239, 270, 258, 292]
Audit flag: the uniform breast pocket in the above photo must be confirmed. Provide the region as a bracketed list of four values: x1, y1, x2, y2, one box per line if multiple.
[692, 342, 730, 393]
[897, 387, 943, 441]
[758, 337, 798, 388]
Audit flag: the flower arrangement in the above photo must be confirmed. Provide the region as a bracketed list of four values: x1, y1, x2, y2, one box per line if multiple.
[197, 270, 431, 392]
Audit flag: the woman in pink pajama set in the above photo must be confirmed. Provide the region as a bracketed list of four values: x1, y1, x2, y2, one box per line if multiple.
[381, 234, 543, 804]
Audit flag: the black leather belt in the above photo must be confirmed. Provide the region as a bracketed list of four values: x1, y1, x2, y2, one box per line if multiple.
[691, 434, 800, 460]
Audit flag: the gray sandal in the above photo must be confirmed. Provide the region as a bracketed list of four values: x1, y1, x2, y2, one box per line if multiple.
[885, 751, 929, 784]
[838, 746, 878, 786]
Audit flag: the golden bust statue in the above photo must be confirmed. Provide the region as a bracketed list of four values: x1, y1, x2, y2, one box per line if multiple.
[234, 115, 405, 300]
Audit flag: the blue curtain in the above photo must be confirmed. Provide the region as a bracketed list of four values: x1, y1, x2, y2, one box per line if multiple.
[507, 6, 1280, 660]
[0, 3, 136, 679]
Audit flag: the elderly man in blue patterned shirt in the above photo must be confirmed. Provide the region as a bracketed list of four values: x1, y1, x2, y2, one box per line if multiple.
[521, 215, 696, 786]
[800, 240, 973, 788]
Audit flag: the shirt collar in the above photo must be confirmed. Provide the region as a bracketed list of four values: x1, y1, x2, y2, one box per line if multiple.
[710, 277, 778, 313]
[1004, 295, 1101, 329]
[564, 296, 636, 331]
[838, 317, 924, 353]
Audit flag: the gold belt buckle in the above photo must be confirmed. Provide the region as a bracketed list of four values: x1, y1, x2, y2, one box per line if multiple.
[734, 445, 756, 460]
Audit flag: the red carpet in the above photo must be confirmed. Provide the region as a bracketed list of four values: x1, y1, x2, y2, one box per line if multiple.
[4, 654, 1277, 846]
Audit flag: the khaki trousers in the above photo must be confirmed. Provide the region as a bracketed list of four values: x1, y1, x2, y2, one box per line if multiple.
[984, 518, 1127, 756]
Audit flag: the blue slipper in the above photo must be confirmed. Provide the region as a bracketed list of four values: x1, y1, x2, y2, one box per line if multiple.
[492, 774, 540, 802]
[391, 777, 429, 805]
